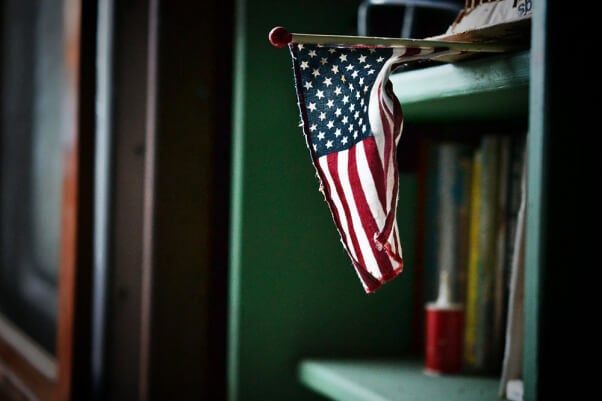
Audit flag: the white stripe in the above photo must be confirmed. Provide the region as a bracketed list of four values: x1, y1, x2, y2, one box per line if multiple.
[357, 142, 403, 271]
[392, 221, 403, 260]
[355, 141, 386, 227]
[337, 149, 382, 280]
[368, 49, 404, 170]
[318, 155, 359, 263]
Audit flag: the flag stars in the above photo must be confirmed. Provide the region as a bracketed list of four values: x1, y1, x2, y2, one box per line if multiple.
[349, 103, 355, 112]
[341, 136, 348, 145]
[362, 125, 367, 133]
[368, 69, 375, 75]
[304, 81, 313, 90]
[308, 49, 317, 58]
[317, 131, 325, 140]
[335, 108, 342, 117]
[334, 86, 342, 96]
[310, 123, 317, 132]
[348, 124, 354, 132]
[351, 70, 359, 79]
[331, 65, 339, 74]
[326, 120, 334, 129]
[326, 99, 334, 108]
[334, 128, 342, 137]
[342, 95, 349, 104]
[353, 131, 359, 139]
[355, 91, 360, 100]
[297, 44, 304, 50]
[363, 64, 372, 69]
[342, 116, 349, 124]
[377, 56, 384, 62]
[319, 112, 326, 121]
[308, 102, 317, 112]
[328, 48, 336, 54]
[358, 55, 367, 63]
[354, 111, 359, 119]
[339, 53, 347, 62]
[359, 77, 365, 85]
[300, 61, 309, 70]
[320, 57, 328, 65]
[323, 77, 332, 87]
[348, 83, 354, 92]
[312, 68, 320, 77]
[341, 75, 346, 83]
[326, 140, 333, 149]
[316, 89, 325, 99]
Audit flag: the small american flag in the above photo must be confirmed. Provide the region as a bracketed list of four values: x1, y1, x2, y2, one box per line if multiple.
[289, 43, 448, 293]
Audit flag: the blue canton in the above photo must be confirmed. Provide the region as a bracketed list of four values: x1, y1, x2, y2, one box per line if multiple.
[292, 44, 393, 157]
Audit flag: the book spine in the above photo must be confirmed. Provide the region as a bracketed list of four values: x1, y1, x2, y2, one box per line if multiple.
[463, 147, 482, 368]
[492, 135, 512, 369]
[474, 135, 500, 373]
[436, 142, 473, 305]
[499, 134, 527, 397]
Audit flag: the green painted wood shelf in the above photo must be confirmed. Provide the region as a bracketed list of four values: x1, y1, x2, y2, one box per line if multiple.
[391, 51, 530, 123]
[299, 359, 499, 401]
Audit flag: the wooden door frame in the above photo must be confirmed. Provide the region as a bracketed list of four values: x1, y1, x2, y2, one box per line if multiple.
[0, 1, 96, 400]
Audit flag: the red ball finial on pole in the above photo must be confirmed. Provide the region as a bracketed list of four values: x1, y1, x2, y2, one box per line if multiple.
[269, 26, 292, 48]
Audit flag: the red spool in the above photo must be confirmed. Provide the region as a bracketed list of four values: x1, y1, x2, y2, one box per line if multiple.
[424, 303, 464, 375]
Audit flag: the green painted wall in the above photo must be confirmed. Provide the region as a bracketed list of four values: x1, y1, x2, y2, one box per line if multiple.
[229, 1, 417, 400]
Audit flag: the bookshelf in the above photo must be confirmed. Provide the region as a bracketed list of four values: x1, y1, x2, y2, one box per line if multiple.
[300, 359, 499, 401]
[390, 51, 530, 123]
[229, 1, 589, 400]
[296, 48, 529, 401]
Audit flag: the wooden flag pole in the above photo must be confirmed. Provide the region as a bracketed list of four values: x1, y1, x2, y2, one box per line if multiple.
[269, 26, 517, 53]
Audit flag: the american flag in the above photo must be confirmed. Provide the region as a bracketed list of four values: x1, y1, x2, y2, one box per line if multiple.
[289, 43, 447, 293]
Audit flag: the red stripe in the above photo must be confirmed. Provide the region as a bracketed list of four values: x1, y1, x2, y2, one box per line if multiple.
[324, 153, 380, 290]
[362, 137, 386, 211]
[377, 82, 393, 177]
[382, 227, 403, 280]
[374, 80, 400, 247]
[348, 145, 395, 278]
[311, 150, 382, 292]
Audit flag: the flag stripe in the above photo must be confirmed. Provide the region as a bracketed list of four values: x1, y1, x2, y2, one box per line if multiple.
[348, 143, 396, 278]
[319, 155, 382, 291]
[318, 154, 360, 264]
[361, 136, 387, 211]
[331, 151, 381, 279]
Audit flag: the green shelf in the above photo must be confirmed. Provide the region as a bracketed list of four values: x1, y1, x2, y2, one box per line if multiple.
[299, 359, 500, 401]
[391, 51, 530, 123]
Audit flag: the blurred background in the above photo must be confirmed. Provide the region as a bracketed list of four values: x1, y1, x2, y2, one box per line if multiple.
[0, 1, 468, 401]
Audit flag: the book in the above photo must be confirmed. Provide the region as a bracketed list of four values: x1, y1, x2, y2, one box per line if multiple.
[435, 142, 473, 306]
[464, 134, 501, 373]
[492, 135, 512, 368]
[463, 146, 482, 369]
[499, 138, 527, 398]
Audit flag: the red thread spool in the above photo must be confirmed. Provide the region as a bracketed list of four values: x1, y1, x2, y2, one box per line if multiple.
[424, 303, 464, 375]
[424, 270, 464, 375]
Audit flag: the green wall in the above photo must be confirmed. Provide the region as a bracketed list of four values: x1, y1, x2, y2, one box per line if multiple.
[229, 1, 417, 400]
